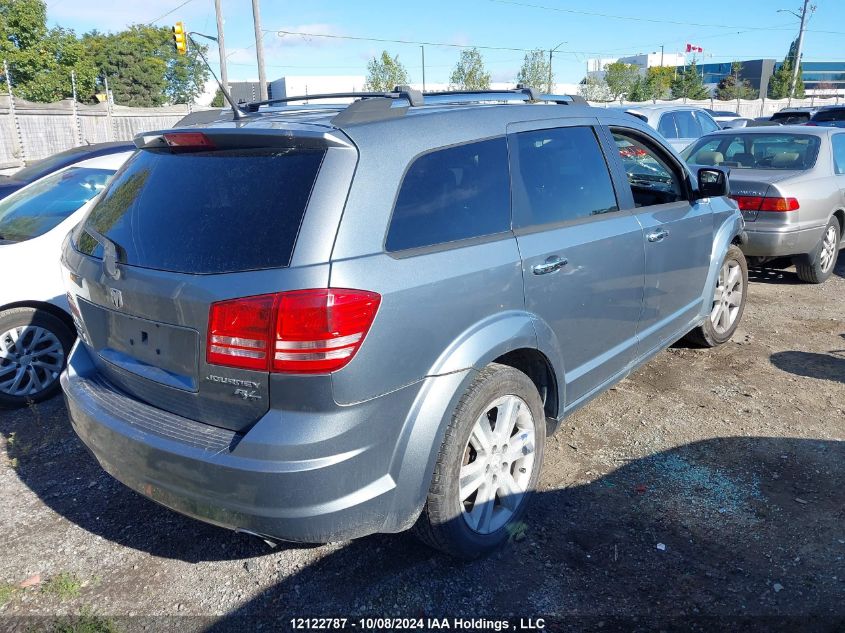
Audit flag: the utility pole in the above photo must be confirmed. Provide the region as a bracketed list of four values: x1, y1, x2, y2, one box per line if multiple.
[547, 42, 566, 94]
[251, 0, 268, 101]
[214, 0, 229, 93]
[421, 45, 426, 92]
[789, 0, 811, 99]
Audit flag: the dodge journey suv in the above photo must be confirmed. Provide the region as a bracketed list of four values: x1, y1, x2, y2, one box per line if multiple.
[61, 88, 747, 559]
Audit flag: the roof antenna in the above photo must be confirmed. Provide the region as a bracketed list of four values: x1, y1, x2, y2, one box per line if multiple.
[187, 32, 245, 121]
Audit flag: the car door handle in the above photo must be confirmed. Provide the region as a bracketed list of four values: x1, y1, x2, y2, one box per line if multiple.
[646, 229, 670, 243]
[532, 255, 568, 275]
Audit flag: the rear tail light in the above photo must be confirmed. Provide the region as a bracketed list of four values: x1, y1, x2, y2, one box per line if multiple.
[207, 289, 381, 374]
[731, 195, 799, 212]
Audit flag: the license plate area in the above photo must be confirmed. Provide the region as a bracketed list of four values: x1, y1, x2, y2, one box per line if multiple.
[77, 298, 199, 391]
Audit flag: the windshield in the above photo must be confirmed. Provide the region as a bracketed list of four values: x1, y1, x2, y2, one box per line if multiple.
[682, 133, 821, 170]
[0, 167, 114, 242]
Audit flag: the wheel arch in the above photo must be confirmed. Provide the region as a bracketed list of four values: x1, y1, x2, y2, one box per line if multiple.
[1, 300, 74, 334]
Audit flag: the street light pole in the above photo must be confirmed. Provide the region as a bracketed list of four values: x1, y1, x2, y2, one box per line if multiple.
[251, 0, 268, 100]
[547, 41, 566, 93]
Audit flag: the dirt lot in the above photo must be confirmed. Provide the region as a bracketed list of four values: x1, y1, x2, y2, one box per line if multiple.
[1, 256, 844, 632]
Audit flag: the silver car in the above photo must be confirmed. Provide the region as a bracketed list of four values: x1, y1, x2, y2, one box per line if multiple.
[623, 105, 721, 151]
[684, 126, 845, 283]
[59, 88, 746, 559]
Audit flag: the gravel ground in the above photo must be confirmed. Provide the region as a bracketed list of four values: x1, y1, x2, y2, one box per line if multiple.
[1, 255, 844, 632]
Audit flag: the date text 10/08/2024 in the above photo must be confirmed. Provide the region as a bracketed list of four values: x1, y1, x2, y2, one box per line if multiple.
[290, 617, 547, 630]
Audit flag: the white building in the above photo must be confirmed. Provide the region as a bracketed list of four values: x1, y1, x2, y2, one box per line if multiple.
[586, 52, 687, 80]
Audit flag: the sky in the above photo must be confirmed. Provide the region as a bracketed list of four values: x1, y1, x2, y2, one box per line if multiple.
[46, 0, 845, 87]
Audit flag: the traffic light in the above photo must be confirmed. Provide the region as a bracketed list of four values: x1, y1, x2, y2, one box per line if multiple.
[173, 22, 187, 55]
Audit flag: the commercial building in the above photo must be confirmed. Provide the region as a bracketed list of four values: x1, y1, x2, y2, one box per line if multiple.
[586, 51, 687, 80]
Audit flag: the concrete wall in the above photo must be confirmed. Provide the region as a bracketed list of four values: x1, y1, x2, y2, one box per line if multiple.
[0, 95, 194, 170]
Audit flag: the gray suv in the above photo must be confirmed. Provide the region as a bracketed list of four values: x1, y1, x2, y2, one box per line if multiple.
[60, 88, 747, 559]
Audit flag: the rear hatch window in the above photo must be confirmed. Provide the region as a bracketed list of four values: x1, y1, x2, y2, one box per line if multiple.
[75, 147, 325, 274]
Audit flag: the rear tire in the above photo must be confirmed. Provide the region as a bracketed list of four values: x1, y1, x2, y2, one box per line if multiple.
[0, 308, 75, 408]
[794, 217, 840, 284]
[686, 244, 748, 348]
[413, 363, 546, 559]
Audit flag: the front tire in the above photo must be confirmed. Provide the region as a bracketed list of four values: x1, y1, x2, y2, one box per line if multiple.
[686, 244, 748, 348]
[413, 363, 546, 559]
[794, 217, 840, 284]
[0, 308, 75, 408]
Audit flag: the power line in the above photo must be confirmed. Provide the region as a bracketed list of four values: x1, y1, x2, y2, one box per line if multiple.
[269, 29, 545, 54]
[486, 0, 805, 31]
[147, 0, 199, 26]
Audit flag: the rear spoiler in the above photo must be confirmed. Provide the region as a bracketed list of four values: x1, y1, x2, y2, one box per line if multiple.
[134, 126, 354, 151]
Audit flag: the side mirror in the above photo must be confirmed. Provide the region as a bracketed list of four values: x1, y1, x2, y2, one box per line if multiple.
[697, 167, 729, 199]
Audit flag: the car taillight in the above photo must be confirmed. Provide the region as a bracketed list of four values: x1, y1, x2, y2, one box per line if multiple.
[731, 195, 799, 212]
[162, 132, 215, 150]
[207, 289, 380, 374]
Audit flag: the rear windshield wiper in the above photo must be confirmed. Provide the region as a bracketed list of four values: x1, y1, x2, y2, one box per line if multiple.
[82, 226, 124, 280]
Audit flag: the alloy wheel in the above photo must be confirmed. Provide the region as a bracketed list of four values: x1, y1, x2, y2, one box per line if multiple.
[819, 225, 838, 274]
[0, 326, 65, 397]
[711, 259, 743, 335]
[459, 395, 536, 534]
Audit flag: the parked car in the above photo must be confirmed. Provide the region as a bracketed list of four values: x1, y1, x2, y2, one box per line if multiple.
[683, 126, 845, 283]
[60, 89, 747, 559]
[807, 105, 845, 128]
[623, 105, 721, 151]
[705, 108, 743, 127]
[0, 141, 134, 201]
[0, 151, 134, 407]
[769, 107, 818, 125]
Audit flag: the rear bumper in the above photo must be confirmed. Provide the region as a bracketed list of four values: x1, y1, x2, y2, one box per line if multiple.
[740, 223, 824, 257]
[61, 342, 443, 543]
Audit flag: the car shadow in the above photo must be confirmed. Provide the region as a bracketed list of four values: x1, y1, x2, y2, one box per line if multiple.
[770, 341, 845, 384]
[5, 403, 845, 625]
[748, 250, 844, 284]
[1, 396, 276, 563]
[198, 436, 845, 630]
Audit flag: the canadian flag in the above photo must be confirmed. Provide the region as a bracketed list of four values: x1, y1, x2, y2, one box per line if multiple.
[686, 43, 704, 53]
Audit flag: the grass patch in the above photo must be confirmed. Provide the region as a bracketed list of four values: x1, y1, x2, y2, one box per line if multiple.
[0, 582, 17, 607]
[42, 573, 82, 600]
[50, 609, 119, 633]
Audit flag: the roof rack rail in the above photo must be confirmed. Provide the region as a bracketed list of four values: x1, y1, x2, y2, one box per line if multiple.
[244, 86, 588, 126]
[245, 86, 423, 112]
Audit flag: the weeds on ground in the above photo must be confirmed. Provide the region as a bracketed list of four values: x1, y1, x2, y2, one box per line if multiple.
[0, 582, 17, 607]
[50, 608, 119, 633]
[42, 573, 82, 600]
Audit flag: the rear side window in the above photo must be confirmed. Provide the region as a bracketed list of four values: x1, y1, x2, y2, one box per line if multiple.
[674, 111, 702, 138]
[511, 126, 618, 228]
[385, 138, 510, 252]
[696, 111, 721, 134]
[771, 111, 810, 124]
[76, 148, 325, 274]
[833, 135, 845, 175]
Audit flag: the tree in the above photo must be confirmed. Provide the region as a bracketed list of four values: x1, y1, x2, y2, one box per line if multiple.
[517, 49, 552, 93]
[768, 39, 805, 99]
[83, 25, 209, 107]
[579, 75, 611, 102]
[0, 0, 97, 102]
[716, 62, 756, 100]
[670, 59, 710, 100]
[627, 67, 674, 102]
[603, 61, 640, 102]
[211, 88, 225, 107]
[450, 48, 491, 90]
[364, 51, 409, 92]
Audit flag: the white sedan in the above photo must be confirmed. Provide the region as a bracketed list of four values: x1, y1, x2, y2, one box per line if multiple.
[0, 151, 134, 407]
